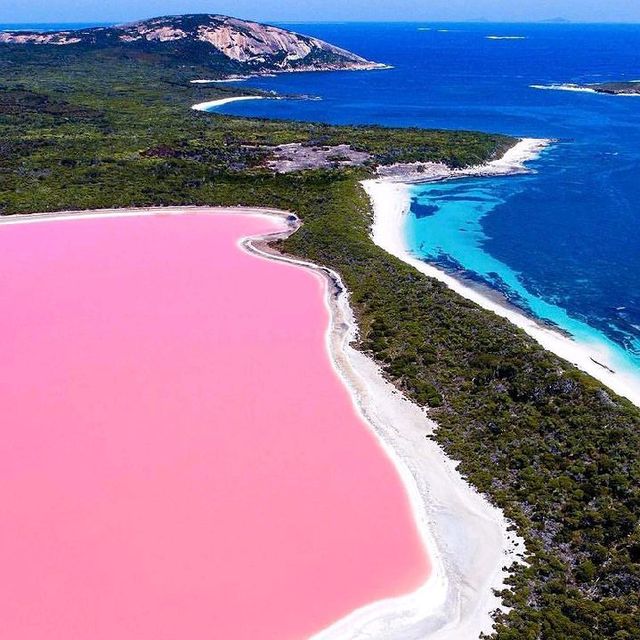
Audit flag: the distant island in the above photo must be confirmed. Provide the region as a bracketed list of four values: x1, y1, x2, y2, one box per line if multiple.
[0, 13, 385, 75]
[585, 81, 640, 95]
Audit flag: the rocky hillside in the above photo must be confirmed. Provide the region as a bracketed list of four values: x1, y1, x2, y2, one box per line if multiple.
[0, 14, 384, 73]
[587, 81, 640, 95]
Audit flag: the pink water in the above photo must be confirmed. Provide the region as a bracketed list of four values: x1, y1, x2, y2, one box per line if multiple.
[0, 211, 429, 640]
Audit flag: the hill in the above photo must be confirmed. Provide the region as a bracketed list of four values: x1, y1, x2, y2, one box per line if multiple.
[0, 14, 385, 74]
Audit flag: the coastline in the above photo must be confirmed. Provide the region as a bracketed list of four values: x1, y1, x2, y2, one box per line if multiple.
[531, 83, 640, 96]
[189, 63, 393, 90]
[1, 206, 524, 640]
[376, 137, 550, 183]
[191, 95, 264, 112]
[363, 138, 640, 408]
[190, 77, 255, 84]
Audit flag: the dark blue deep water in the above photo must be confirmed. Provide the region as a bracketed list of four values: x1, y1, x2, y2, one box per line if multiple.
[215, 23, 640, 379]
[5, 22, 640, 378]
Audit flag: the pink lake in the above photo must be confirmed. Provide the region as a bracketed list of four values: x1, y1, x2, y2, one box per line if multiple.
[0, 211, 429, 639]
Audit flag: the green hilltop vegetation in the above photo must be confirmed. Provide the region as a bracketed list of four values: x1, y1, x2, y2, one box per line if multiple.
[0, 39, 639, 640]
[0, 14, 384, 74]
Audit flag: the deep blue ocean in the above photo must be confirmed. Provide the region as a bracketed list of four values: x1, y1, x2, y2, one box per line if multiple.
[215, 22, 640, 380]
[5, 22, 640, 380]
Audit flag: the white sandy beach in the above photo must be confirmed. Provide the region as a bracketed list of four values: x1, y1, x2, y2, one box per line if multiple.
[363, 138, 640, 408]
[2, 205, 524, 640]
[191, 95, 264, 112]
[190, 77, 250, 83]
[377, 137, 549, 182]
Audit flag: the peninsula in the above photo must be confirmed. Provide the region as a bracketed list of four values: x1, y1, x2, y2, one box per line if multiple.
[0, 14, 385, 74]
[586, 81, 640, 95]
[1, 14, 639, 640]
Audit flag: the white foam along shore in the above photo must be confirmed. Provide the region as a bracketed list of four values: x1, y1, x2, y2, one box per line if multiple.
[1, 206, 526, 640]
[377, 137, 549, 183]
[531, 83, 599, 94]
[363, 138, 640, 408]
[191, 95, 264, 112]
[531, 83, 640, 96]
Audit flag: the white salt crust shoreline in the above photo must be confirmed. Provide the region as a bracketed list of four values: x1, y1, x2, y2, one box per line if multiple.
[1, 206, 525, 640]
[363, 138, 640, 409]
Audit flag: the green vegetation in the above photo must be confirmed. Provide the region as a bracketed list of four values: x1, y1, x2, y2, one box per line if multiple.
[0, 14, 383, 75]
[1, 44, 639, 639]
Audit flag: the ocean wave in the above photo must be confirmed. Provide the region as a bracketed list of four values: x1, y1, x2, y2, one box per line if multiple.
[530, 83, 598, 94]
[486, 35, 526, 40]
[530, 83, 640, 96]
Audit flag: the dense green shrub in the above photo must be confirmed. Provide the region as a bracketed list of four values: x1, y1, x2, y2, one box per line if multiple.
[1, 44, 638, 638]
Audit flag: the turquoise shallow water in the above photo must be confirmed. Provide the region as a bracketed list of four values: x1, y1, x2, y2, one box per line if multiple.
[8, 21, 640, 385]
[209, 22, 640, 384]
[407, 174, 640, 378]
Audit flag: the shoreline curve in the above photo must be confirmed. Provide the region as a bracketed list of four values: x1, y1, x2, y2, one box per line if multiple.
[191, 95, 265, 112]
[1, 206, 524, 640]
[363, 138, 640, 408]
